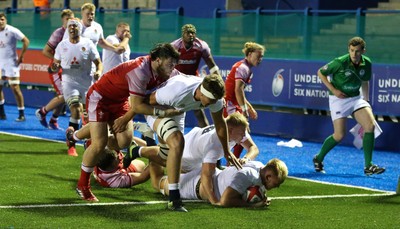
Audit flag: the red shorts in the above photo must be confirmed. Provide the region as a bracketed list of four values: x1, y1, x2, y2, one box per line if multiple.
[86, 86, 130, 122]
[223, 99, 242, 118]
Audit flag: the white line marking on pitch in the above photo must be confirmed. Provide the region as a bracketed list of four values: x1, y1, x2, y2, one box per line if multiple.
[0, 193, 395, 209]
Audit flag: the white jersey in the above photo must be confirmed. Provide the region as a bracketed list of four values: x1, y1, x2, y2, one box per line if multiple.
[0, 25, 25, 66]
[179, 161, 264, 200]
[212, 161, 264, 200]
[81, 21, 104, 46]
[155, 74, 223, 113]
[54, 36, 100, 86]
[146, 74, 223, 133]
[181, 125, 237, 172]
[102, 34, 130, 73]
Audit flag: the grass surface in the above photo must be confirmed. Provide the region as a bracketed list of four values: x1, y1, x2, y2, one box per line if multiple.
[0, 133, 399, 228]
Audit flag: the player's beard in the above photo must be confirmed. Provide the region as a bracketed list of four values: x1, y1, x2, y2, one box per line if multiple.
[156, 65, 171, 79]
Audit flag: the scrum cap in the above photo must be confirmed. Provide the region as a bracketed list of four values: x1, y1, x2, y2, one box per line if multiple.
[67, 18, 83, 35]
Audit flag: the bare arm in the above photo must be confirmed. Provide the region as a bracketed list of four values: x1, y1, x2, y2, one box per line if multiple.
[92, 58, 103, 81]
[42, 44, 54, 59]
[17, 37, 30, 65]
[200, 163, 218, 204]
[234, 80, 251, 117]
[98, 37, 125, 54]
[219, 187, 266, 208]
[212, 109, 242, 169]
[239, 137, 259, 164]
[204, 55, 220, 75]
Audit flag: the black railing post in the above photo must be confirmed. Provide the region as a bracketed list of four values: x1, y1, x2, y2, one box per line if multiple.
[356, 7, 366, 38]
[133, 7, 141, 51]
[255, 7, 263, 44]
[11, 0, 17, 10]
[213, 8, 221, 54]
[303, 7, 312, 58]
[63, 0, 70, 9]
[122, 0, 128, 10]
[176, 7, 184, 38]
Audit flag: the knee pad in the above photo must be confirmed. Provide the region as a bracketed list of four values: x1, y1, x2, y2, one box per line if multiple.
[156, 117, 180, 142]
[8, 79, 20, 85]
[158, 143, 169, 160]
[66, 95, 81, 107]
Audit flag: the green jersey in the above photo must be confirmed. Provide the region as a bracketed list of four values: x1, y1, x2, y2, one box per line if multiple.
[319, 54, 372, 97]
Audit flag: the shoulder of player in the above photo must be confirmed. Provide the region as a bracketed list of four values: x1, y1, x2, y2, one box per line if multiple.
[361, 55, 372, 65]
[193, 38, 209, 49]
[105, 34, 119, 42]
[170, 38, 182, 46]
[4, 24, 22, 34]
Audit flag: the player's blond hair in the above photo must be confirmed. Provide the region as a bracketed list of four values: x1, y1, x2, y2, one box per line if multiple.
[265, 158, 288, 184]
[202, 73, 225, 100]
[242, 42, 265, 56]
[61, 9, 74, 18]
[348, 36, 366, 50]
[81, 3, 96, 12]
[117, 22, 129, 29]
[225, 112, 249, 129]
[181, 24, 196, 34]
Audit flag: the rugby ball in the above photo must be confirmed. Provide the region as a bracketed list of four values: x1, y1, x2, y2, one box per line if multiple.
[272, 69, 285, 97]
[244, 185, 265, 203]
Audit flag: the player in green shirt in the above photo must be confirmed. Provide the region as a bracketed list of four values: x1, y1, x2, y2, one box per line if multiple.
[313, 37, 385, 175]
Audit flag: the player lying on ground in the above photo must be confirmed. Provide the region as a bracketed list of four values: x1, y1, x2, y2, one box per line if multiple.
[149, 158, 288, 208]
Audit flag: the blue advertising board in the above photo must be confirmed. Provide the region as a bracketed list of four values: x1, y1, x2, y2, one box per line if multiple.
[201, 57, 400, 116]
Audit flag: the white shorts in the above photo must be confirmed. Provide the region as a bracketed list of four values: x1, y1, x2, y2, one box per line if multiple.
[62, 81, 89, 105]
[0, 63, 20, 78]
[179, 168, 201, 200]
[329, 95, 371, 121]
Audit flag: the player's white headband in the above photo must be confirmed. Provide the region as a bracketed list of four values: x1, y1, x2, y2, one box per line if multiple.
[200, 85, 216, 100]
[67, 19, 83, 34]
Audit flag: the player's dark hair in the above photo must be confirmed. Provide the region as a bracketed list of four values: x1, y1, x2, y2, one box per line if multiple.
[0, 12, 6, 19]
[97, 149, 117, 170]
[202, 73, 225, 100]
[348, 37, 366, 50]
[149, 43, 180, 62]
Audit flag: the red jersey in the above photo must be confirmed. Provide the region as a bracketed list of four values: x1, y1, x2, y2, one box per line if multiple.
[224, 59, 253, 106]
[46, 26, 66, 51]
[171, 37, 211, 75]
[93, 152, 137, 188]
[93, 55, 178, 102]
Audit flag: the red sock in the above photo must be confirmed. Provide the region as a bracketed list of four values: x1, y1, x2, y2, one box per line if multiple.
[78, 169, 92, 188]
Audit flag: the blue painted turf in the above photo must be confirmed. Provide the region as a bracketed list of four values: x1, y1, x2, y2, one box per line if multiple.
[1, 104, 399, 192]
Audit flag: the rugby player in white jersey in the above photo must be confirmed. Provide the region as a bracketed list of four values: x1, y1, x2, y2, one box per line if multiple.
[129, 112, 259, 204]
[102, 22, 131, 73]
[50, 18, 103, 156]
[124, 73, 242, 211]
[149, 158, 288, 208]
[36, 9, 75, 130]
[0, 12, 30, 121]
